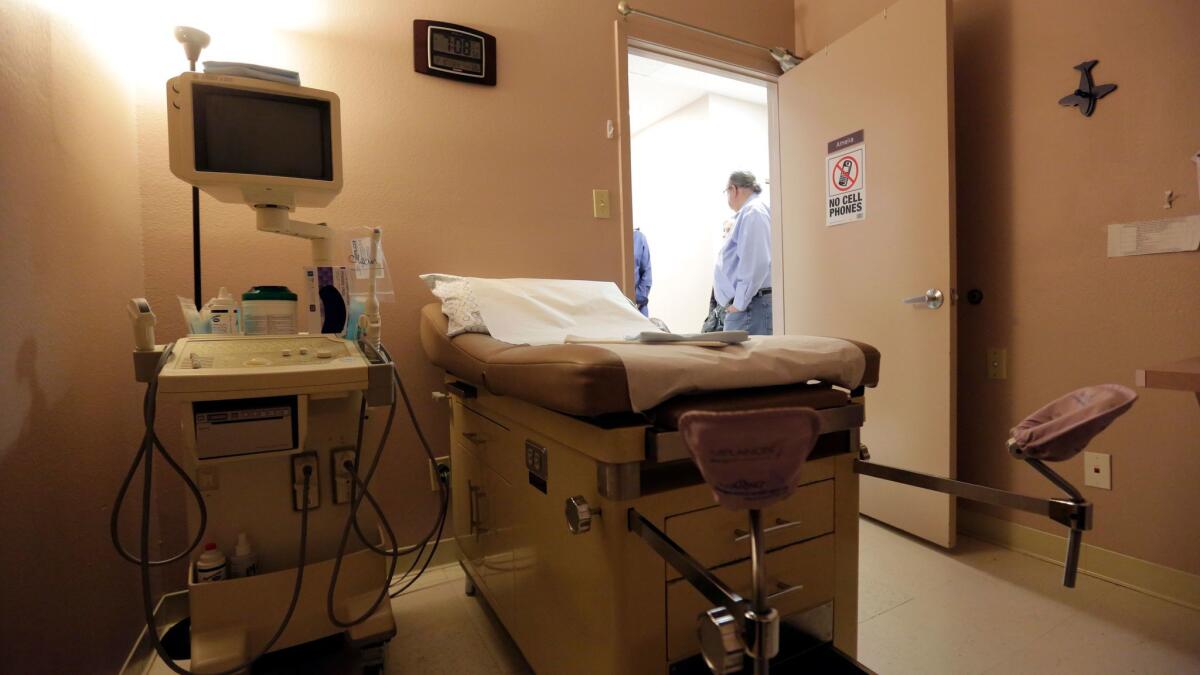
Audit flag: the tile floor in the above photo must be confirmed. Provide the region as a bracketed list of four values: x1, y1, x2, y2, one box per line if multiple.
[386, 518, 1200, 674]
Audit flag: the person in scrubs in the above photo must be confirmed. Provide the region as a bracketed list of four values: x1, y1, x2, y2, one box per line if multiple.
[633, 228, 652, 316]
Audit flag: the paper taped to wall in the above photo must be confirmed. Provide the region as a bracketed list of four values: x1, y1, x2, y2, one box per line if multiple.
[1106, 214, 1200, 257]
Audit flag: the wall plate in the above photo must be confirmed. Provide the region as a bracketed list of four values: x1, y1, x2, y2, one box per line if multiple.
[1084, 451, 1111, 490]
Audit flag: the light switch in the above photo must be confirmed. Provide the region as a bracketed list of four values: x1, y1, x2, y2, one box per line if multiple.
[592, 189, 611, 219]
[987, 348, 1007, 379]
[1084, 451, 1111, 490]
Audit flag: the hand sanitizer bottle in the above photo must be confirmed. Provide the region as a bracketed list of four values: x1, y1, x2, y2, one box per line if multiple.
[206, 287, 240, 335]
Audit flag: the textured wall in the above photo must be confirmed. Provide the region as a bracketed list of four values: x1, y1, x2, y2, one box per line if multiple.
[794, 0, 1200, 574]
[0, 2, 148, 672]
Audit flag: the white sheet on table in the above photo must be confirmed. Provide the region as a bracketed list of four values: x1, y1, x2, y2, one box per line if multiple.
[466, 276, 866, 412]
[468, 278, 661, 346]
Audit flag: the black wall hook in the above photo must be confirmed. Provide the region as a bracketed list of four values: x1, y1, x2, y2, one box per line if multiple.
[1058, 60, 1117, 117]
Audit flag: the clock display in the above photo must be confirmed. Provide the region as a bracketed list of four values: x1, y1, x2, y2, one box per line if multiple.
[414, 20, 496, 86]
[430, 27, 484, 76]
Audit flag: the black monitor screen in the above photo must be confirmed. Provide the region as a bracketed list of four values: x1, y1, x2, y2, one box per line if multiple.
[193, 84, 332, 180]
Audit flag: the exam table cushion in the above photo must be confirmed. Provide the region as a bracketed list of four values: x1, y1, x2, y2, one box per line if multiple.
[1009, 384, 1137, 462]
[420, 304, 880, 417]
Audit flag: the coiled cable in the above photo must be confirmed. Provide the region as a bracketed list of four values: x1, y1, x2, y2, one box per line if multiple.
[110, 343, 208, 566]
[325, 345, 450, 625]
[116, 344, 315, 675]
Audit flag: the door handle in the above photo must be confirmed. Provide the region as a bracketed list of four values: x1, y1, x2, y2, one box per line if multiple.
[902, 288, 944, 310]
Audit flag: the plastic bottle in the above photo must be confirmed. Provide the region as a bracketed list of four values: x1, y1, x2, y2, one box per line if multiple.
[228, 532, 259, 578]
[195, 542, 227, 583]
[206, 286, 240, 335]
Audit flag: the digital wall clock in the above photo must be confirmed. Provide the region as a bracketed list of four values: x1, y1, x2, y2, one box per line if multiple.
[414, 20, 497, 86]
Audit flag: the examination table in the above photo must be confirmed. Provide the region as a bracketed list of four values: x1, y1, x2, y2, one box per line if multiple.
[419, 303, 880, 674]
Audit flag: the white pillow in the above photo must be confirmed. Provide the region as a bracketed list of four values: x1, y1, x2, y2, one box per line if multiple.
[419, 273, 489, 337]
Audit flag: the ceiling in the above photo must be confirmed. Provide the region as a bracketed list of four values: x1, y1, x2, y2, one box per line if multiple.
[627, 53, 768, 135]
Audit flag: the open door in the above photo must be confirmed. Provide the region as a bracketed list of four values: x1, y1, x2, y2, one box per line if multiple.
[778, 0, 956, 546]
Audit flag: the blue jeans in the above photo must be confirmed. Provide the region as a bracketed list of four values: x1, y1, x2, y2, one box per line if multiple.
[723, 293, 773, 335]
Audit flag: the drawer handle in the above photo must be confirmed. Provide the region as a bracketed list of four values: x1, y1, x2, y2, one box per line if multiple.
[463, 432, 488, 446]
[767, 580, 804, 601]
[468, 483, 489, 538]
[733, 518, 802, 542]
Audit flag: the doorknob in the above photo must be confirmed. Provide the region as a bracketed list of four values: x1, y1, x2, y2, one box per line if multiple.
[902, 289, 944, 310]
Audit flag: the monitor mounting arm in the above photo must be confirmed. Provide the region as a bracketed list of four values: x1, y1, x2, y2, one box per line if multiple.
[255, 205, 335, 267]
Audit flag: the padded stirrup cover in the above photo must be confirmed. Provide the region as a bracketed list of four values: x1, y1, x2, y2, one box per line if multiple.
[1009, 384, 1137, 462]
[679, 407, 821, 510]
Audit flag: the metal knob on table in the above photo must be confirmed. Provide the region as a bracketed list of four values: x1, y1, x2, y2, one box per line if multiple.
[699, 607, 744, 674]
[565, 495, 599, 534]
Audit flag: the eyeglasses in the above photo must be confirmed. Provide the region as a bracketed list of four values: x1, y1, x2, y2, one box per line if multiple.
[722, 185, 735, 195]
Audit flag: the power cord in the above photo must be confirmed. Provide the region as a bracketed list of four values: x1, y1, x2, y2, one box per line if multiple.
[325, 345, 450, 625]
[325, 390, 401, 628]
[346, 376, 449, 558]
[110, 343, 208, 566]
[381, 348, 451, 598]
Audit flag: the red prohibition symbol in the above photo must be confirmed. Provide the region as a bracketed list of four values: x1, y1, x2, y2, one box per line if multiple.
[831, 154, 860, 192]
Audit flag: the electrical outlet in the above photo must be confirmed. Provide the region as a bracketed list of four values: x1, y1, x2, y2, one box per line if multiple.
[332, 449, 356, 504]
[429, 456, 449, 492]
[1084, 451, 1111, 490]
[987, 348, 1008, 379]
[291, 452, 320, 511]
[525, 440, 548, 480]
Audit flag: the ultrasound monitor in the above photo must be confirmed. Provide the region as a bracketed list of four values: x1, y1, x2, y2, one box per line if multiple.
[167, 72, 343, 209]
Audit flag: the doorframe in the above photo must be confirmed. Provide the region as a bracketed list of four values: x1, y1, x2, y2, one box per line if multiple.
[615, 26, 786, 334]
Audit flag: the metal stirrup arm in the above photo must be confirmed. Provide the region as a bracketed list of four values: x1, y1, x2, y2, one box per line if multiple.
[627, 509, 747, 613]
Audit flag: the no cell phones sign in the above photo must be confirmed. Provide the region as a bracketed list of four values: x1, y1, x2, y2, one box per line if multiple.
[826, 130, 866, 226]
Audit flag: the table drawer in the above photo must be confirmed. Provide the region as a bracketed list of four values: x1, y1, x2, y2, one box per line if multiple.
[666, 534, 836, 662]
[453, 403, 525, 483]
[665, 479, 834, 581]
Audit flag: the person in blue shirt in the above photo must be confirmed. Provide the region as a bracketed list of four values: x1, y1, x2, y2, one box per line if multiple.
[633, 228, 652, 316]
[714, 170, 772, 335]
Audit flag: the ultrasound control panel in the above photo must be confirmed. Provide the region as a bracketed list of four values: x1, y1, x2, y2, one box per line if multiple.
[173, 335, 354, 370]
[158, 335, 369, 398]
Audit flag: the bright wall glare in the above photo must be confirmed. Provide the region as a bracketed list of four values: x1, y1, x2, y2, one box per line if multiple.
[35, 0, 327, 86]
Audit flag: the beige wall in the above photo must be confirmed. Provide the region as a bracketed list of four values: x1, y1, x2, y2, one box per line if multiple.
[795, 0, 1200, 575]
[1, 1, 793, 671]
[0, 2, 150, 672]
